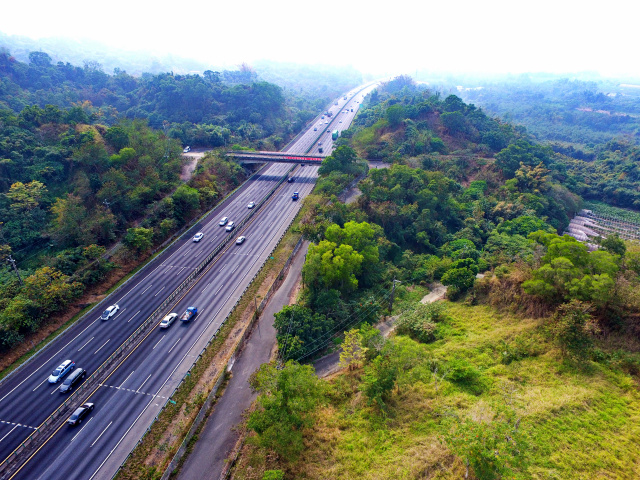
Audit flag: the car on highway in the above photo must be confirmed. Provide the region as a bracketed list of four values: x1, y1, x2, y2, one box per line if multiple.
[180, 307, 198, 322]
[59, 368, 86, 393]
[236, 236, 246, 245]
[67, 403, 94, 426]
[101, 304, 119, 320]
[219, 216, 228, 226]
[48, 360, 75, 384]
[225, 221, 235, 232]
[325, 121, 329, 124]
[247, 201, 255, 209]
[340, 120, 343, 123]
[287, 177, 294, 183]
[292, 191, 299, 201]
[192, 232, 204, 242]
[313, 127, 317, 131]
[160, 313, 178, 329]
[183, 146, 191, 153]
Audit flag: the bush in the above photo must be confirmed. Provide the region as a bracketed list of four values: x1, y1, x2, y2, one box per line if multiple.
[395, 302, 448, 343]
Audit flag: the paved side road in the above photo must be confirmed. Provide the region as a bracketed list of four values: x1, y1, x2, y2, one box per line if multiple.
[177, 241, 309, 480]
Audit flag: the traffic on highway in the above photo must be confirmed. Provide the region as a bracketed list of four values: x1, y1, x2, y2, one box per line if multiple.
[0, 84, 376, 480]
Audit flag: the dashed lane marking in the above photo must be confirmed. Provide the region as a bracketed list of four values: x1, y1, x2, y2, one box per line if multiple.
[0, 420, 36, 430]
[98, 384, 168, 399]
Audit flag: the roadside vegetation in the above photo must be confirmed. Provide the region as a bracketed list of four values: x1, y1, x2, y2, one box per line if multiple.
[0, 50, 332, 361]
[234, 77, 640, 480]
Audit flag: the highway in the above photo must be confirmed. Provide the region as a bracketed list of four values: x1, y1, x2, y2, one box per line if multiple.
[0, 84, 375, 480]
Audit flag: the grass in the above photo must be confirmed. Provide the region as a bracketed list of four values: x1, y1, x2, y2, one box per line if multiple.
[231, 301, 640, 480]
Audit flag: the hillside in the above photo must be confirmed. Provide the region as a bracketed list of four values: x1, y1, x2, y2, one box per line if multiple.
[231, 77, 640, 480]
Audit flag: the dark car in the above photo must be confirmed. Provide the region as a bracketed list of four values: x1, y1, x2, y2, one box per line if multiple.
[287, 177, 294, 183]
[59, 368, 86, 393]
[67, 403, 94, 426]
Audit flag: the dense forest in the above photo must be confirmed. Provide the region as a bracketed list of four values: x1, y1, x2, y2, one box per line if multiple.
[240, 78, 640, 480]
[457, 77, 640, 147]
[0, 49, 335, 352]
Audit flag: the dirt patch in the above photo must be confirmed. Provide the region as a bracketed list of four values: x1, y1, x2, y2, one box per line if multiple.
[180, 150, 208, 182]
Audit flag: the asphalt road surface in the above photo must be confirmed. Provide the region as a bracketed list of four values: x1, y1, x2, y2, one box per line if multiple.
[0, 83, 376, 480]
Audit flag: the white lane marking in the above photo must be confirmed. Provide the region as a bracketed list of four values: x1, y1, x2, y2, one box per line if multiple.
[164, 267, 172, 274]
[231, 265, 239, 274]
[136, 374, 152, 394]
[176, 267, 187, 276]
[94, 339, 110, 355]
[218, 263, 227, 273]
[0, 315, 100, 403]
[88, 349, 190, 480]
[153, 336, 164, 350]
[183, 248, 192, 257]
[127, 310, 141, 323]
[213, 284, 224, 296]
[50, 385, 60, 395]
[119, 371, 135, 389]
[201, 282, 211, 294]
[194, 250, 202, 258]
[90, 421, 112, 447]
[168, 338, 181, 354]
[77, 336, 94, 352]
[71, 417, 93, 442]
[0, 425, 18, 444]
[112, 307, 127, 320]
[153, 286, 165, 297]
[140, 284, 153, 295]
[32, 378, 49, 392]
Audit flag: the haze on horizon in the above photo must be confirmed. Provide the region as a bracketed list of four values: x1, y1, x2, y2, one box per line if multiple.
[1, 0, 637, 80]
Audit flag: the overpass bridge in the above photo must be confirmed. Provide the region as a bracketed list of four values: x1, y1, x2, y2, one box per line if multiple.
[226, 151, 325, 165]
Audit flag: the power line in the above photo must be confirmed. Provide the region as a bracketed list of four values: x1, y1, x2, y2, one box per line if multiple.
[291, 287, 392, 362]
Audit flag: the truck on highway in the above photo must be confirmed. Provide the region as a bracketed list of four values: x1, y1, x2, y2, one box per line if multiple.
[180, 306, 198, 322]
[292, 192, 299, 201]
[332, 130, 339, 141]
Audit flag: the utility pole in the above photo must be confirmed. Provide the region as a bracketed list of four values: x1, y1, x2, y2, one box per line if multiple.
[7, 255, 23, 286]
[389, 279, 400, 313]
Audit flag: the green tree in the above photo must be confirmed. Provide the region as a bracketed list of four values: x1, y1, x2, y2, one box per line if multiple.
[303, 240, 364, 293]
[124, 227, 154, 253]
[172, 184, 201, 221]
[339, 328, 367, 370]
[361, 354, 398, 412]
[273, 305, 333, 361]
[248, 361, 323, 459]
[547, 300, 599, 359]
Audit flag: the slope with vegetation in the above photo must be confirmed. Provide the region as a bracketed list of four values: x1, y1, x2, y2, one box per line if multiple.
[231, 77, 640, 480]
[0, 49, 317, 357]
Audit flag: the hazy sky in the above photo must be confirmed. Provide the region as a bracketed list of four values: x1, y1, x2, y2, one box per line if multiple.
[1, 0, 637, 78]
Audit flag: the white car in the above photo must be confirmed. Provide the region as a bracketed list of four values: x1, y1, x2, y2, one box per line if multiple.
[219, 217, 228, 226]
[160, 313, 178, 329]
[247, 202, 255, 209]
[225, 221, 235, 232]
[101, 304, 119, 320]
[48, 360, 75, 383]
[236, 236, 246, 245]
[183, 146, 191, 153]
[192, 232, 204, 242]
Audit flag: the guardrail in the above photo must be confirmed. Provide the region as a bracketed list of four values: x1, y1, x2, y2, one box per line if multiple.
[0, 163, 270, 389]
[0, 164, 294, 479]
[118, 191, 309, 480]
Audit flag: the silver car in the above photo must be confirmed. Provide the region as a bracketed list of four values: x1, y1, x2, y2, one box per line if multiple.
[160, 313, 178, 329]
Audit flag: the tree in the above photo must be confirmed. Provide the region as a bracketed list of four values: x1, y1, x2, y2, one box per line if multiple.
[303, 240, 364, 293]
[339, 328, 367, 370]
[361, 354, 398, 412]
[49, 194, 93, 247]
[318, 146, 362, 176]
[547, 300, 599, 359]
[248, 361, 323, 459]
[124, 227, 154, 253]
[386, 105, 405, 127]
[172, 185, 201, 221]
[273, 305, 333, 361]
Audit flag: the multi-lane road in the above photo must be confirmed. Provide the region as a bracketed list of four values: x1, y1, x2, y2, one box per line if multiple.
[0, 83, 376, 480]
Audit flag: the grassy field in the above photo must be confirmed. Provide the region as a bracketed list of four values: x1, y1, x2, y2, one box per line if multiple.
[231, 301, 640, 480]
